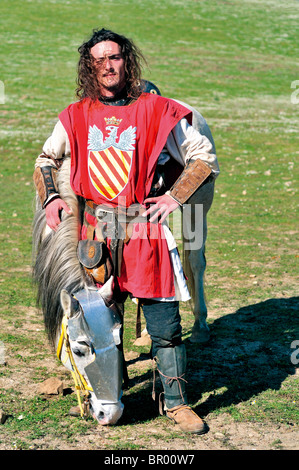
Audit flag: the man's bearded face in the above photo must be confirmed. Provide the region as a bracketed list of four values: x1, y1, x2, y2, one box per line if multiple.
[90, 41, 126, 97]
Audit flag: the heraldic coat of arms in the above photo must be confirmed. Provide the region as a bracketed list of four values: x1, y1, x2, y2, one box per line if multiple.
[87, 117, 136, 200]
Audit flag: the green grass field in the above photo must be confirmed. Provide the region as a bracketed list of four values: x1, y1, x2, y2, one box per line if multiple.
[0, 0, 298, 450]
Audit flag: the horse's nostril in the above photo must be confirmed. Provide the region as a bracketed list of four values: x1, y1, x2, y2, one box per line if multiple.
[97, 411, 110, 425]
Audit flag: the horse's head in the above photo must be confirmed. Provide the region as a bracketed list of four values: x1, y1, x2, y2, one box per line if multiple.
[60, 281, 124, 426]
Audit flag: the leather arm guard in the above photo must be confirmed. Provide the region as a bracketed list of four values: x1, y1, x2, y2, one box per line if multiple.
[169, 159, 212, 205]
[33, 166, 59, 207]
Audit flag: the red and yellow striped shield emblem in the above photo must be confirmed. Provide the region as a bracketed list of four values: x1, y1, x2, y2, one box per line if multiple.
[88, 147, 133, 200]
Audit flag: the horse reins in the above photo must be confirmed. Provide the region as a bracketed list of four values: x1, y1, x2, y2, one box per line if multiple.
[56, 312, 93, 418]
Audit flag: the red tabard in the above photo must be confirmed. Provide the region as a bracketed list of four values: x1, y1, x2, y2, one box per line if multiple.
[59, 93, 191, 298]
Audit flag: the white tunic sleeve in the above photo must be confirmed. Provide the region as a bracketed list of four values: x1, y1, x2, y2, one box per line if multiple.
[35, 120, 71, 168]
[166, 117, 220, 175]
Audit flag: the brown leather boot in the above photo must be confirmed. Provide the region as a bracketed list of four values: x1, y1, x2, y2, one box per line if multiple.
[166, 404, 208, 435]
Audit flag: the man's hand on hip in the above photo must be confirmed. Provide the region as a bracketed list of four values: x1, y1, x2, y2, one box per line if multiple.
[45, 198, 72, 231]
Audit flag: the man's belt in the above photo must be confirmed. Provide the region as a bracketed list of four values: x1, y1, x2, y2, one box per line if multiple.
[85, 201, 148, 224]
[84, 202, 149, 278]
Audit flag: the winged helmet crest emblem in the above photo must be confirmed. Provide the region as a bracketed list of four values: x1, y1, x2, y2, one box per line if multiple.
[88, 122, 137, 152]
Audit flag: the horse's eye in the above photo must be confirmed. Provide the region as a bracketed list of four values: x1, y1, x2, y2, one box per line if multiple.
[73, 347, 85, 357]
[72, 340, 90, 357]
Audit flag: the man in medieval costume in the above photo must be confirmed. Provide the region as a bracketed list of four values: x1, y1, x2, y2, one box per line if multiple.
[33, 28, 219, 434]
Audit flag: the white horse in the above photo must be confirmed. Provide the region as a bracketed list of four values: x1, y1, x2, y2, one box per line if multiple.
[178, 102, 216, 343]
[33, 160, 124, 425]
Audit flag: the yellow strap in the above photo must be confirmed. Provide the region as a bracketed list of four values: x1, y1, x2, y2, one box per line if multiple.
[56, 314, 93, 418]
[56, 316, 67, 362]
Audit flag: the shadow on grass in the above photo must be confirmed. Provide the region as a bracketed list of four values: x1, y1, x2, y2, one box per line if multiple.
[120, 354, 155, 425]
[119, 296, 298, 425]
[188, 296, 299, 418]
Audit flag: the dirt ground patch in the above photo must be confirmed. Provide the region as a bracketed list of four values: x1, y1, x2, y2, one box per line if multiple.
[0, 298, 298, 451]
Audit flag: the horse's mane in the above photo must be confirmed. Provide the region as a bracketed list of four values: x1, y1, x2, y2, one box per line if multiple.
[32, 158, 91, 348]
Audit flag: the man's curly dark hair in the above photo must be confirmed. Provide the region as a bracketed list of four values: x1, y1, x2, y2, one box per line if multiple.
[76, 28, 146, 101]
